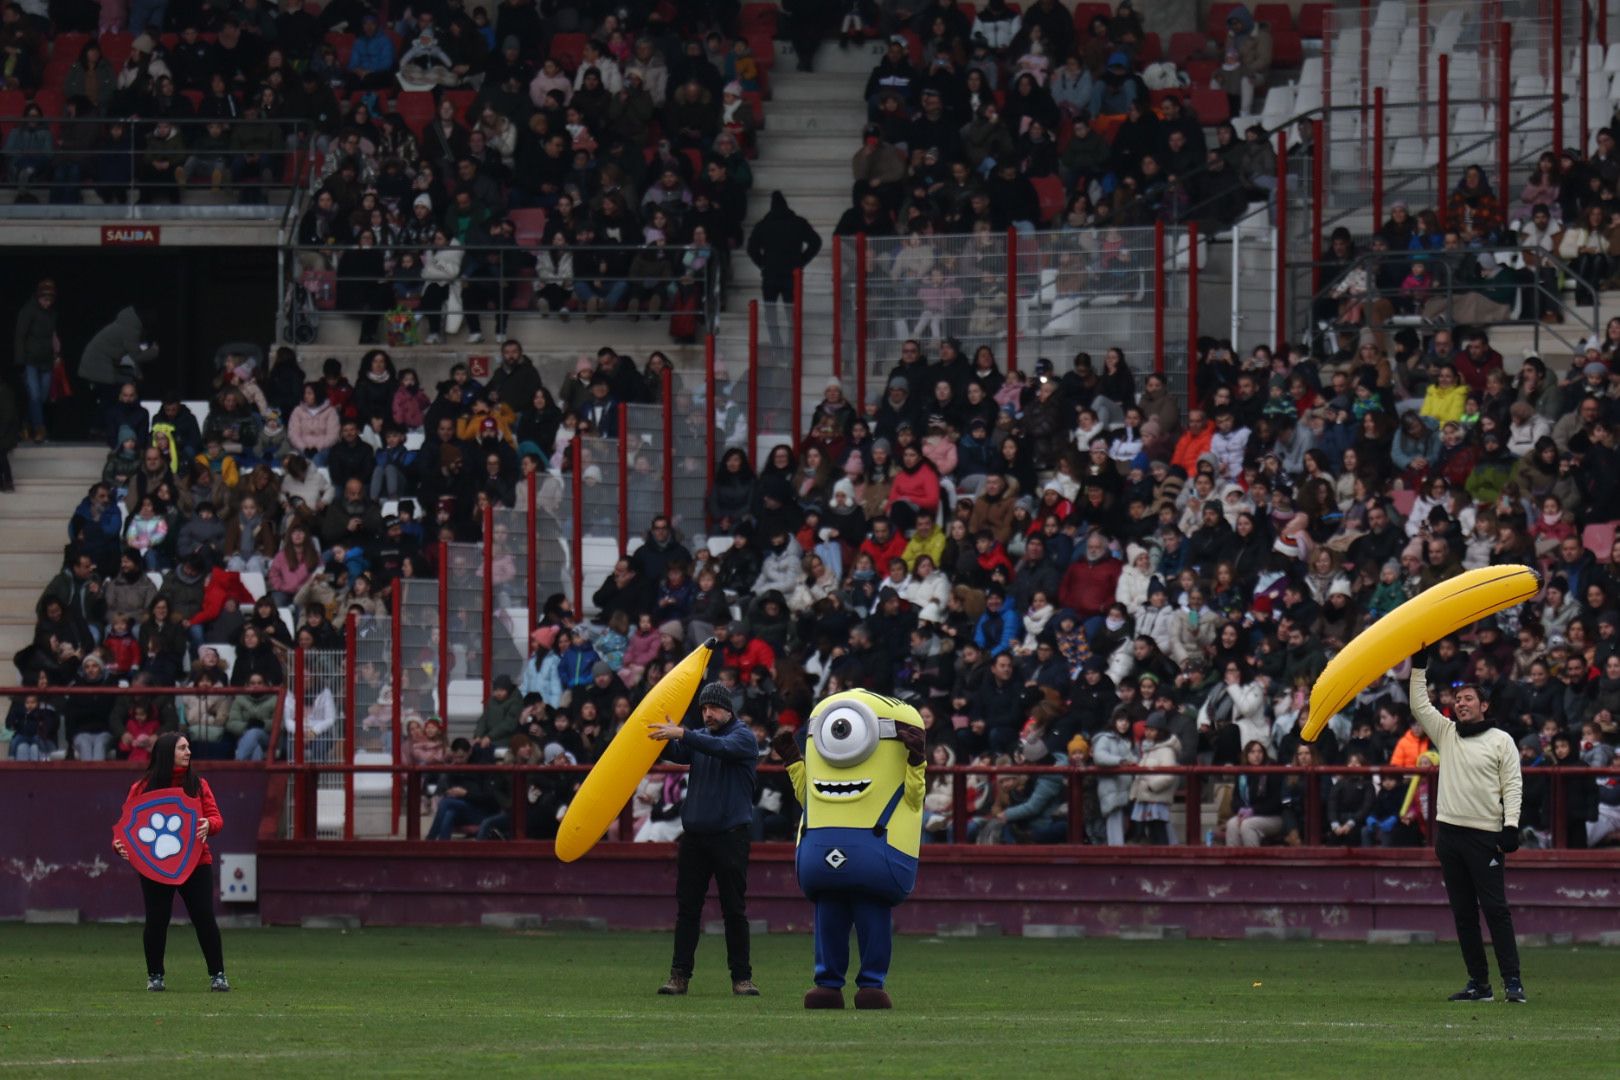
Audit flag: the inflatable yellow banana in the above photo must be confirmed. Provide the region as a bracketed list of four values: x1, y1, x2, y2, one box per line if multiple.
[1302, 565, 1540, 741]
[554, 637, 715, 862]
[1399, 749, 1441, 818]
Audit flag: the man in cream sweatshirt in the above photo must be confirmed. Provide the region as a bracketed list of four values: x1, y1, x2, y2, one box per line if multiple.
[1411, 654, 1526, 1004]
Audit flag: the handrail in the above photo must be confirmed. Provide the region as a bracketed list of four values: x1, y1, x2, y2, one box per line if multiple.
[1305, 244, 1600, 351]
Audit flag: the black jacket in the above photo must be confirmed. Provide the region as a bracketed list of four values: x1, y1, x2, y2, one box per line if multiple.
[746, 192, 822, 281]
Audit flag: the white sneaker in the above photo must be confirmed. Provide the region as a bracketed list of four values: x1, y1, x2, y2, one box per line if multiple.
[495, 333, 506, 345]
[467, 332, 484, 344]
[424, 333, 443, 345]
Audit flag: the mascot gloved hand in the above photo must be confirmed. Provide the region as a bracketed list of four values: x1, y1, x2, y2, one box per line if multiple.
[782, 690, 927, 1011]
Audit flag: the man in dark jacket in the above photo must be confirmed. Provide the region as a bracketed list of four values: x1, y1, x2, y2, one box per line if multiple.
[483, 340, 541, 413]
[971, 651, 1024, 754]
[746, 191, 822, 347]
[78, 307, 159, 435]
[326, 417, 375, 491]
[650, 681, 762, 996]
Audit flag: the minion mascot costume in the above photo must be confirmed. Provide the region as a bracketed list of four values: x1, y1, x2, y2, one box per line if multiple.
[770, 690, 926, 1009]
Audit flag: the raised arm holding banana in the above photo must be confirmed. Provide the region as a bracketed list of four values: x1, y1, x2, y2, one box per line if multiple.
[1409, 644, 1526, 1004]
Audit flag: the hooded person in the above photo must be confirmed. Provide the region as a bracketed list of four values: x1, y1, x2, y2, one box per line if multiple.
[746, 190, 823, 308]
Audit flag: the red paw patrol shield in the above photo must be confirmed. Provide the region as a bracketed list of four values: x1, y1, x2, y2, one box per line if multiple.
[116, 787, 204, 885]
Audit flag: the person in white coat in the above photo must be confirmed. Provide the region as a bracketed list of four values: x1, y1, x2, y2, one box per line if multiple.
[1114, 543, 1155, 611]
[1134, 581, 1177, 655]
[898, 554, 950, 624]
[1090, 713, 1138, 845]
[417, 228, 463, 344]
[1209, 410, 1251, 482]
[1198, 660, 1269, 757]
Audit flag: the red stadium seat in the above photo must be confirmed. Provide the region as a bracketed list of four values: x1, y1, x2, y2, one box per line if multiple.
[326, 32, 356, 67]
[550, 32, 586, 70]
[1183, 58, 1217, 87]
[181, 89, 203, 111]
[1031, 174, 1066, 225]
[1149, 88, 1185, 112]
[99, 32, 133, 68]
[1270, 30, 1303, 69]
[0, 88, 24, 112]
[52, 32, 90, 62]
[1255, 4, 1295, 33]
[1297, 3, 1329, 39]
[444, 88, 476, 120]
[394, 90, 436, 137]
[1072, 3, 1111, 34]
[740, 3, 778, 30]
[1390, 488, 1417, 519]
[1584, 522, 1618, 562]
[32, 89, 64, 118]
[1206, 3, 1241, 45]
[159, 33, 178, 51]
[42, 58, 75, 88]
[1137, 32, 1161, 65]
[1190, 86, 1230, 123]
[743, 90, 765, 128]
[901, 31, 923, 68]
[509, 207, 550, 246]
[681, 146, 704, 180]
[1169, 31, 1208, 67]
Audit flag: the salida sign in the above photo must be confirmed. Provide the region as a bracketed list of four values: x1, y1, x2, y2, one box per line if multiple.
[101, 225, 161, 246]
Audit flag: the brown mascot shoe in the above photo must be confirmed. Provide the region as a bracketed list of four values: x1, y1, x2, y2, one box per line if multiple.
[656, 971, 690, 995]
[854, 988, 893, 1010]
[803, 986, 845, 1009]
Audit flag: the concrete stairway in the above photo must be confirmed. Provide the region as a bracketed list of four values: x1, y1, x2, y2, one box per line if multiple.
[0, 445, 107, 681]
[731, 49, 872, 445]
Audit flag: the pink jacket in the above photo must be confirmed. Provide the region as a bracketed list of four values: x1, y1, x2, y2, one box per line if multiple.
[268, 549, 316, 596]
[392, 385, 430, 430]
[289, 402, 340, 452]
[921, 434, 958, 477]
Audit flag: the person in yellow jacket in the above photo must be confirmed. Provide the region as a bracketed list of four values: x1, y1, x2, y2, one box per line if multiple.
[771, 690, 926, 1010]
[1410, 649, 1526, 1004]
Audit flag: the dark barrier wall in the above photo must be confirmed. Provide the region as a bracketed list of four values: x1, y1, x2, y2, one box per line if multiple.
[1, 764, 265, 921]
[257, 843, 1620, 941]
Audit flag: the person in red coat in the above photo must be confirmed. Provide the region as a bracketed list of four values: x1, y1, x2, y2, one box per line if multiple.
[859, 516, 907, 571]
[1058, 532, 1123, 621]
[112, 732, 230, 992]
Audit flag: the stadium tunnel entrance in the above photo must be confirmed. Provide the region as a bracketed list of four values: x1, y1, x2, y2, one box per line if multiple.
[0, 245, 276, 435]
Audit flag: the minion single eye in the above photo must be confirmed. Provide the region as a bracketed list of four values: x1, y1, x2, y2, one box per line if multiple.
[812, 703, 879, 766]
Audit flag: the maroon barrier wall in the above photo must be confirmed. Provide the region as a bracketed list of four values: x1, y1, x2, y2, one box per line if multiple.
[255, 842, 1620, 941]
[0, 764, 266, 921]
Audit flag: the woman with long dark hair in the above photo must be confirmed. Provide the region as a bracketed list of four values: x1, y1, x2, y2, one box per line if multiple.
[111, 732, 229, 992]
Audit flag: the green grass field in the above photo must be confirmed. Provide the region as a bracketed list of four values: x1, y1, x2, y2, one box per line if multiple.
[2, 926, 1617, 1077]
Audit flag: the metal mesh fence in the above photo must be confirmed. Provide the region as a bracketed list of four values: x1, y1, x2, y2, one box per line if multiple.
[837, 226, 1197, 410]
[444, 541, 484, 738]
[297, 648, 348, 840]
[1320, 0, 1583, 237]
[490, 506, 530, 689]
[399, 577, 442, 719]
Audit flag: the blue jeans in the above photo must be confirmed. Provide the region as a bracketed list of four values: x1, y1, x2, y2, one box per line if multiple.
[21, 365, 49, 430]
[9, 736, 54, 760]
[573, 280, 628, 309]
[235, 728, 269, 761]
[427, 796, 487, 839]
[475, 811, 510, 839]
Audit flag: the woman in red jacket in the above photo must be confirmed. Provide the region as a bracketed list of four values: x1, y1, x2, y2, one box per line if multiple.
[112, 732, 230, 992]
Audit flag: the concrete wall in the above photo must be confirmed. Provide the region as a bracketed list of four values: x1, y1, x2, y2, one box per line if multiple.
[0, 764, 267, 921]
[256, 841, 1620, 941]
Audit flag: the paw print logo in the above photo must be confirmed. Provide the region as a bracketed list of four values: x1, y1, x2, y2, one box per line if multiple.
[138, 812, 185, 860]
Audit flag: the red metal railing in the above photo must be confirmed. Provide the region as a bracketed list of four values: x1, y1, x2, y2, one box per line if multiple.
[1153, 219, 1166, 372]
[854, 232, 868, 407]
[1186, 220, 1199, 410]
[255, 761, 1619, 849]
[1274, 129, 1288, 348]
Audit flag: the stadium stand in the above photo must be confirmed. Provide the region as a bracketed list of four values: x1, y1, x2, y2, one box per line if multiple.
[3, 1, 1618, 857]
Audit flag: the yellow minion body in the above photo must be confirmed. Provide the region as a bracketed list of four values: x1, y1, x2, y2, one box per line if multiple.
[787, 690, 926, 861]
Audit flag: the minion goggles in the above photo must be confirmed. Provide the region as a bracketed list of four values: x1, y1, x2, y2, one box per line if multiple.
[807, 698, 905, 766]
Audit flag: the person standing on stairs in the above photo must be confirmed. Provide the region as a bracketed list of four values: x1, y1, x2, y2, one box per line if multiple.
[746, 191, 823, 350]
[12, 278, 57, 445]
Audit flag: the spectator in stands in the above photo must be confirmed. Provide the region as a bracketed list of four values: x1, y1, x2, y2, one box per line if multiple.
[11, 278, 55, 444]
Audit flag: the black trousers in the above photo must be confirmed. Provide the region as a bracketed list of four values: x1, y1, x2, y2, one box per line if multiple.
[1435, 823, 1520, 983]
[140, 862, 225, 977]
[671, 826, 752, 981]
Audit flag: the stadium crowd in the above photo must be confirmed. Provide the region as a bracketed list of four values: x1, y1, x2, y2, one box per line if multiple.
[3, 2, 761, 342]
[6, 2, 1620, 853]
